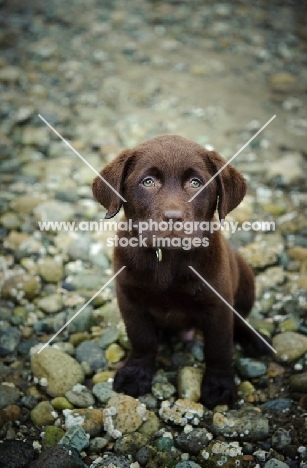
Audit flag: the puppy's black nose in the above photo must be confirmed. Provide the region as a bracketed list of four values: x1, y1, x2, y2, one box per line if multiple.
[164, 210, 183, 221]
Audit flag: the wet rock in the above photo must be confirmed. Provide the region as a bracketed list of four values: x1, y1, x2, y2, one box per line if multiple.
[178, 366, 203, 402]
[65, 384, 95, 408]
[30, 401, 57, 426]
[0, 440, 35, 468]
[37, 258, 64, 283]
[37, 293, 63, 313]
[159, 399, 204, 426]
[31, 347, 84, 397]
[176, 427, 213, 454]
[271, 428, 292, 450]
[0, 384, 20, 409]
[212, 409, 269, 440]
[64, 408, 104, 437]
[236, 358, 267, 378]
[103, 394, 148, 438]
[105, 343, 125, 363]
[75, 340, 107, 371]
[272, 332, 307, 362]
[92, 381, 116, 404]
[0, 327, 21, 356]
[28, 444, 86, 468]
[42, 425, 66, 449]
[1, 274, 41, 302]
[59, 425, 90, 451]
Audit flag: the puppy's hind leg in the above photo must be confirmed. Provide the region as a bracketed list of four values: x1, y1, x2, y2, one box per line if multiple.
[233, 255, 272, 357]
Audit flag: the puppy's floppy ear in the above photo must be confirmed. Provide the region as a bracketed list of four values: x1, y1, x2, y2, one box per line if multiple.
[92, 149, 133, 219]
[207, 151, 247, 221]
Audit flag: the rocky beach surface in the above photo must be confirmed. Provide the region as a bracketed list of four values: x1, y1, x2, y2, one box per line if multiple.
[0, 0, 307, 467]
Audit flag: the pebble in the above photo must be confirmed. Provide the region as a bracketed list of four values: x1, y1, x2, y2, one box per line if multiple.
[0, 327, 21, 356]
[28, 444, 86, 468]
[271, 428, 292, 450]
[0, 65, 21, 83]
[212, 409, 269, 440]
[159, 399, 204, 426]
[98, 328, 120, 348]
[236, 358, 267, 378]
[289, 372, 307, 392]
[265, 153, 304, 185]
[34, 200, 74, 222]
[264, 458, 290, 468]
[37, 258, 64, 283]
[174, 462, 202, 468]
[59, 425, 90, 451]
[272, 332, 307, 362]
[105, 343, 125, 363]
[88, 437, 109, 454]
[31, 347, 84, 397]
[0, 404, 20, 428]
[65, 384, 95, 408]
[75, 340, 107, 371]
[92, 370, 115, 384]
[155, 433, 174, 451]
[0, 383, 20, 409]
[103, 395, 148, 438]
[30, 401, 57, 426]
[64, 408, 104, 437]
[178, 366, 203, 402]
[91, 454, 131, 468]
[37, 293, 63, 314]
[152, 381, 176, 400]
[138, 410, 160, 436]
[1, 273, 41, 302]
[240, 235, 284, 269]
[51, 396, 74, 410]
[262, 399, 292, 412]
[114, 432, 149, 456]
[176, 428, 213, 454]
[42, 426, 66, 449]
[92, 381, 116, 404]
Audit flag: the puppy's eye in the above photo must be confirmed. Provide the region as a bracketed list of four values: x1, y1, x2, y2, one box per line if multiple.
[142, 177, 155, 187]
[190, 178, 201, 188]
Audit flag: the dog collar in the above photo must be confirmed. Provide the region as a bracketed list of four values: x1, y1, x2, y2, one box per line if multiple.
[155, 248, 162, 262]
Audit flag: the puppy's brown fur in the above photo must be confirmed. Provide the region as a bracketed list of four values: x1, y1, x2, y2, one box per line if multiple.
[92, 135, 270, 408]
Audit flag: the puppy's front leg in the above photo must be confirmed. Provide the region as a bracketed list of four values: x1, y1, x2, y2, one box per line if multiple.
[113, 289, 157, 397]
[201, 306, 237, 409]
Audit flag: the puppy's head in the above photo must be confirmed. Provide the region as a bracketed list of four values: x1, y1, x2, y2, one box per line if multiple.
[92, 135, 246, 231]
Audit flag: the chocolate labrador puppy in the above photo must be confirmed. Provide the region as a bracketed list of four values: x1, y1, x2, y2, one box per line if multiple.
[92, 135, 270, 409]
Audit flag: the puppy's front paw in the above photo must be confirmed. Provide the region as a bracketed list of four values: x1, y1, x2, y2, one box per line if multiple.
[113, 359, 154, 397]
[201, 370, 237, 409]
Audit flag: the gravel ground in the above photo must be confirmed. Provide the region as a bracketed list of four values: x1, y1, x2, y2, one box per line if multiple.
[1, 0, 307, 467]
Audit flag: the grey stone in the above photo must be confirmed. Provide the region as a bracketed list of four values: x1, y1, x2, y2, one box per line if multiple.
[236, 358, 267, 378]
[264, 458, 290, 468]
[175, 428, 212, 454]
[212, 409, 269, 441]
[0, 327, 21, 357]
[75, 340, 107, 371]
[92, 381, 116, 404]
[98, 328, 120, 349]
[271, 428, 292, 450]
[0, 384, 20, 409]
[59, 425, 89, 451]
[65, 385, 95, 408]
[0, 440, 35, 468]
[262, 399, 292, 412]
[91, 454, 131, 468]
